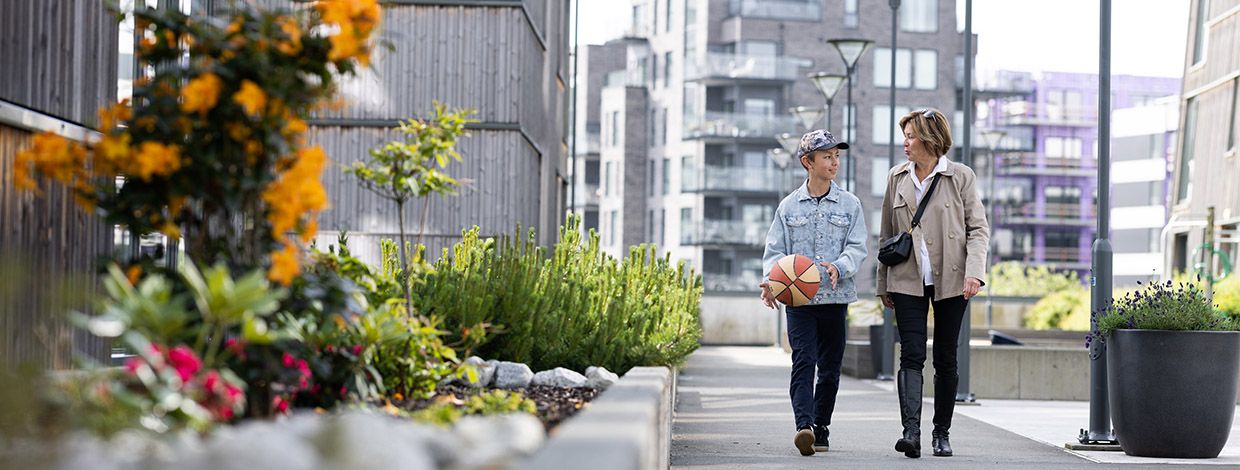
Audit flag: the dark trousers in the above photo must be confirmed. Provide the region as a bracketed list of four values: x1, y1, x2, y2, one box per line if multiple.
[786, 303, 848, 430]
[891, 285, 969, 428]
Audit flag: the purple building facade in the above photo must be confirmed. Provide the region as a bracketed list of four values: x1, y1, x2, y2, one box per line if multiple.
[976, 71, 1180, 276]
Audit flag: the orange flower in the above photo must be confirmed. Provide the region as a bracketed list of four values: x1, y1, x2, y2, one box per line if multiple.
[14, 132, 88, 193]
[233, 80, 267, 117]
[132, 141, 182, 181]
[125, 265, 143, 286]
[326, 23, 361, 62]
[268, 243, 300, 286]
[283, 116, 307, 136]
[95, 132, 131, 173]
[180, 73, 222, 114]
[97, 100, 132, 130]
[227, 122, 251, 141]
[276, 16, 302, 55]
[160, 221, 181, 239]
[263, 146, 328, 248]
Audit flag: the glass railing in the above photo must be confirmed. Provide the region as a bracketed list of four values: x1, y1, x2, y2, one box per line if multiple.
[728, 0, 822, 20]
[685, 53, 804, 82]
[682, 165, 801, 193]
[681, 219, 770, 247]
[684, 112, 798, 140]
[702, 271, 766, 292]
[572, 184, 600, 207]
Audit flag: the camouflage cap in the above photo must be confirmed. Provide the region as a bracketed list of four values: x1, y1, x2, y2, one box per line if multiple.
[796, 129, 850, 160]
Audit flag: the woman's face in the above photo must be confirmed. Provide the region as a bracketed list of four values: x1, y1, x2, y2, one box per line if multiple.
[903, 123, 930, 162]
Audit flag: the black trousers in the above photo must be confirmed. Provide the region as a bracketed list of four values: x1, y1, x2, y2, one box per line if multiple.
[785, 303, 847, 431]
[891, 285, 969, 428]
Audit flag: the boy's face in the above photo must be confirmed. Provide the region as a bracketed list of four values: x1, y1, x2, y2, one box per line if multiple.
[801, 148, 840, 181]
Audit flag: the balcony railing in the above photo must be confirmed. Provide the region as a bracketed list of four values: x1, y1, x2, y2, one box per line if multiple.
[728, 0, 822, 20]
[998, 203, 1095, 226]
[681, 219, 769, 247]
[685, 53, 804, 83]
[1000, 105, 1095, 127]
[682, 165, 801, 194]
[1041, 247, 1086, 264]
[572, 184, 600, 208]
[684, 112, 798, 141]
[998, 154, 1095, 177]
[702, 271, 766, 293]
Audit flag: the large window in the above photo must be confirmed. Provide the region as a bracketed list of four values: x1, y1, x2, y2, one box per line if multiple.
[874, 48, 936, 90]
[1192, 0, 1207, 65]
[663, 52, 673, 87]
[609, 111, 620, 146]
[1176, 98, 1198, 203]
[900, 0, 937, 33]
[1045, 137, 1082, 159]
[662, 158, 671, 195]
[841, 104, 857, 144]
[871, 157, 889, 197]
[872, 105, 910, 144]
[844, 0, 859, 28]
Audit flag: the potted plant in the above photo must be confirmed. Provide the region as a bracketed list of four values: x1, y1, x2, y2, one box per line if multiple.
[1088, 279, 1240, 458]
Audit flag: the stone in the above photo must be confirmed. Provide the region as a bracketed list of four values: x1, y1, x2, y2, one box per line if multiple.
[315, 411, 436, 470]
[452, 413, 546, 469]
[204, 419, 318, 470]
[493, 361, 534, 389]
[585, 366, 620, 389]
[460, 356, 496, 388]
[531, 367, 588, 388]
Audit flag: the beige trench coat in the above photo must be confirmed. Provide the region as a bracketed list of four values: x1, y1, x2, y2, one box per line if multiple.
[876, 157, 990, 301]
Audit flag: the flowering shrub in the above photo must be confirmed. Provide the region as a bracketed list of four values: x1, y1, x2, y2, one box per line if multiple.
[13, 0, 380, 284]
[1085, 279, 1240, 351]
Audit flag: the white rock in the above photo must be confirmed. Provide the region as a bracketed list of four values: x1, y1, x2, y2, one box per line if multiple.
[315, 411, 436, 470]
[585, 366, 620, 389]
[452, 413, 546, 469]
[493, 361, 534, 389]
[531, 367, 588, 388]
[460, 356, 496, 388]
[204, 419, 318, 470]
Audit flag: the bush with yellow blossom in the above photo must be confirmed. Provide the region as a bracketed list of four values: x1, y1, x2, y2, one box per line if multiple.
[12, 0, 381, 285]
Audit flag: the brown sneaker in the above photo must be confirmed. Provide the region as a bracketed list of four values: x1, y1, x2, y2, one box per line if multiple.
[795, 427, 816, 456]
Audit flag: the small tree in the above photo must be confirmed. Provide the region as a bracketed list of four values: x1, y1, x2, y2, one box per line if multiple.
[346, 102, 476, 300]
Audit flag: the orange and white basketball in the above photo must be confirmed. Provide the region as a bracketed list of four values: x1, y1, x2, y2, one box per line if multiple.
[767, 254, 820, 307]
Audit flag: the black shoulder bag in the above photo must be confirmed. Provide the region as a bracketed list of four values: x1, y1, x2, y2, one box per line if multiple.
[878, 173, 941, 267]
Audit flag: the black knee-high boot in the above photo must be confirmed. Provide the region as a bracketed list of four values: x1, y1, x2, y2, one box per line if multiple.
[895, 369, 922, 458]
[932, 374, 957, 456]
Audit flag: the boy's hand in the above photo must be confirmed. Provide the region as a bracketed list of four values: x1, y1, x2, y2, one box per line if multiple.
[758, 282, 777, 310]
[819, 262, 839, 289]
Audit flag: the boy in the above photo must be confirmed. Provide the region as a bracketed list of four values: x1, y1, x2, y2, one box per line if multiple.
[759, 129, 869, 456]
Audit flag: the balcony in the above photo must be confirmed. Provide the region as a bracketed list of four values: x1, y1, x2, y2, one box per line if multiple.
[998, 202, 1095, 226]
[685, 53, 804, 84]
[1041, 246, 1086, 264]
[682, 165, 801, 194]
[1000, 105, 1095, 127]
[681, 219, 769, 247]
[573, 184, 600, 208]
[684, 112, 798, 142]
[964, 69, 1035, 97]
[998, 154, 1095, 177]
[727, 0, 822, 21]
[702, 271, 765, 293]
[969, 126, 1035, 152]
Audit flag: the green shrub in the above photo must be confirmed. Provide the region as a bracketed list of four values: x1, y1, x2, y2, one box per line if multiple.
[982, 262, 1081, 297]
[1211, 275, 1240, 320]
[413, 216, 702, 374]
[1025, 287, 1090, 331]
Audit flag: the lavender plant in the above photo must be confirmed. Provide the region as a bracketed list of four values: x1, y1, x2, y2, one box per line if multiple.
[1085, 278, 1238, 352]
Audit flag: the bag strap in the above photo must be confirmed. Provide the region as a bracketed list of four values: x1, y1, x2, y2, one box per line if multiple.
[910, 173, 942, 229]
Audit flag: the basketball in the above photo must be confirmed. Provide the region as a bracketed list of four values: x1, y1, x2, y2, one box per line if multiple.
[767, 254, 820, 307]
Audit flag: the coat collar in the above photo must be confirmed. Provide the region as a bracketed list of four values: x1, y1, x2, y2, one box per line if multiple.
[795, 178, 841, 203]
[894, 156, 954, 206]
[894, 156, 956, 178]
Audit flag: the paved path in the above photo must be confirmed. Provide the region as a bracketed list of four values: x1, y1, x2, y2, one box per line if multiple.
[671, 346, 1170, 469]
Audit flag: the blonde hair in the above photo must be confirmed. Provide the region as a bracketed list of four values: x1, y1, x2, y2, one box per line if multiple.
[898, 108, 953, 157]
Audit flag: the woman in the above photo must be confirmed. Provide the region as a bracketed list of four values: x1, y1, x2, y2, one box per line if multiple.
[876, 108, 989, 458]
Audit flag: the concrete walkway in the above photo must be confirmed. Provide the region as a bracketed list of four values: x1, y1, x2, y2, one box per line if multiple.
[672, 346, 1170, 469]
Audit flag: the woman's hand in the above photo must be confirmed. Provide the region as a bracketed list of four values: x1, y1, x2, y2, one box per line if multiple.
[963, 277, 982, 300]
[758, 282, 777, 309]
[880, 295, 894, 309]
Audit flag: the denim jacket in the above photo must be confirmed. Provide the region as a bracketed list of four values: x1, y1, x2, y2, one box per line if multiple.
[762, 180, 869, 305]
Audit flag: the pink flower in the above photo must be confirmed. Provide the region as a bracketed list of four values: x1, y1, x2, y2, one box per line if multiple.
[351, 344, 362, 356]
[282, 352, 296, 368]
[166, 345, 202, 382]
[273, 396, 289, 414]
[203, 370, 221, 391]
[125, 356, 145, 374]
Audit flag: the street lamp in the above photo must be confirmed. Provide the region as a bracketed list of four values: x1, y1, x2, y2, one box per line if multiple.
[807, 72, 847, 131]
[979, 129, 1007, 331]
[789, 105, 824, 130]
[828, 38, 875, 193]
[776, 133, 801, 155]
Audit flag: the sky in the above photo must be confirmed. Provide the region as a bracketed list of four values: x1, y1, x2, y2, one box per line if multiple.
[574, 0, 1190, 79]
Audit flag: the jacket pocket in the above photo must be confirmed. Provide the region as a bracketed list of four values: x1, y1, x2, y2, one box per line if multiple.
[828, 212, 851, 227]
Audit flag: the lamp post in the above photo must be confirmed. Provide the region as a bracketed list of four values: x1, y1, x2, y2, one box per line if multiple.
[789, 105, 825, 130]
[827, 38, 874, 192]
[979, 129, 1006, 331]
[807, 72, 847, 132]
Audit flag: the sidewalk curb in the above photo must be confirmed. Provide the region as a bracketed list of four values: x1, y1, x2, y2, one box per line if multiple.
[517, 366, 676, 470]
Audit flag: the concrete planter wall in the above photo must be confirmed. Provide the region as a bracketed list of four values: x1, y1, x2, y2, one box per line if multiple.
[1107, 329, 1240, 458]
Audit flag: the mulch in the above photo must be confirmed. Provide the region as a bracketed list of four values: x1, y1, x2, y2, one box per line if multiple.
[407, 383, 601, 432]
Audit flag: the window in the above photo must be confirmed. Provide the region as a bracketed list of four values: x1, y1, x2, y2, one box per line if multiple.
[873, 105, 910, 144]
[873, 48, 911, 88]
[648, 160, 656, 197]
[1045, 186, 1082, 204]
[1176, 98, 1198, 202]
[900, 0, 937, 33]
[1045, 137, 1082, 159]
[1192, 0, 1207, 65]
[680, 155, 692, 192]
[659, 209, 666, 245]
[637, 56, 648, 86]
[680, 207, 692, 244]
[610, 111, 620, 146]
[586, 160, 600, 185]
[609, 211, 619, 246]
[604, 161, 614, 196]
[744, 99, 775, 116]
[661, 108, 669, 145]
[651, 54, 659, 88]
[653, 0, 659, 32]
[841, 104, 857, 144]
[662, 158, 671, 195]
[1229, 79, 1238, 152]
[666, 0, 673, 32]
[663, 52, 672, 88]
[844, 0, 858, 28]
[914, 50, 936, 90]
[871, 157, 889, 197]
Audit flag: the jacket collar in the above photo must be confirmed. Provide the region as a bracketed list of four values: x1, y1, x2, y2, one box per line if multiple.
[895, 155, 955, 177]
[795, 178, 841, 203]
[894, 156, 953, 207]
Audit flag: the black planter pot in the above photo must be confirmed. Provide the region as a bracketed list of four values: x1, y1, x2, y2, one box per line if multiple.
[1107, 329, 1240, 458]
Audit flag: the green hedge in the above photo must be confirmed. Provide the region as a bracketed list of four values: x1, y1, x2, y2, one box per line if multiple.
[411, 217, 702, 374]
